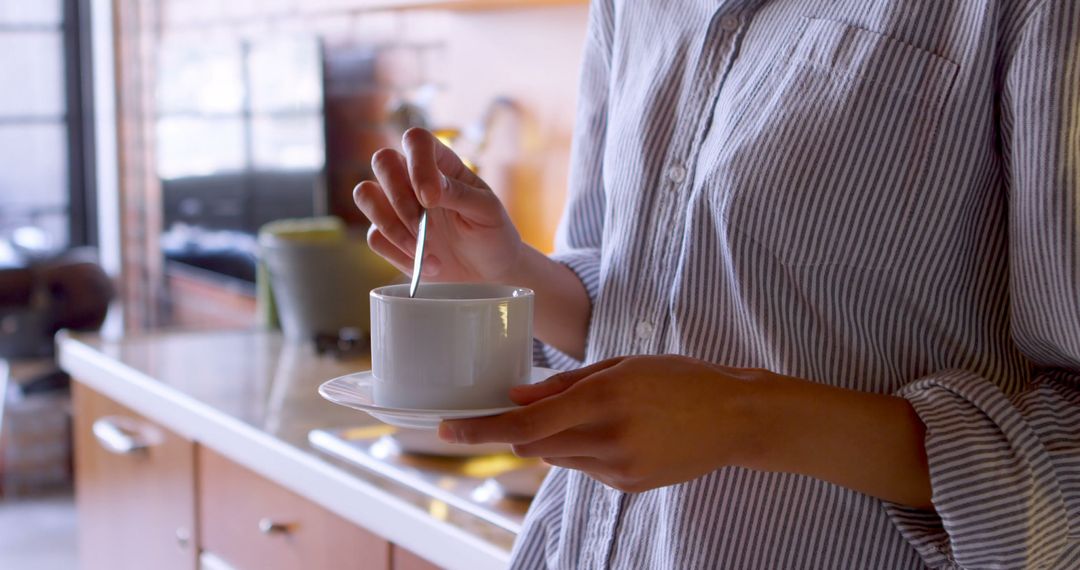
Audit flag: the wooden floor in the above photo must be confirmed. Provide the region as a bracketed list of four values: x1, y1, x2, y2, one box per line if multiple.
[0, 490, 78, 570]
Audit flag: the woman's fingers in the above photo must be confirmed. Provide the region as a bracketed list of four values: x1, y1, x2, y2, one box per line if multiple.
[400, 128, 444, 207]
[370, 148, 422, 236]
[511, 426, 612, 459]
[439, 387, 599, 445]
[366, 226, 413, 274]
[353, 181, 416, 254]
[510, 357, 626, 405]
[401, 128, 500, 224]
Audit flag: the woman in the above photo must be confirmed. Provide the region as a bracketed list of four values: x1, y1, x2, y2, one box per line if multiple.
[354, 1, 1079, 567]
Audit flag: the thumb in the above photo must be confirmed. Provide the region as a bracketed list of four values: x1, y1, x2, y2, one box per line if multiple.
[402, 128, 500, 224]
[431, 175, 503, 226]
[509, 357, 626, 405]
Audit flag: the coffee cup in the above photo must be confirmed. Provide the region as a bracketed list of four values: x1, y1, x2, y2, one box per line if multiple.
[369, 283, 534, 410]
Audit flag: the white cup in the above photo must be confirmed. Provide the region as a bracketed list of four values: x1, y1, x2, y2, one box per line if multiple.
[370, 283, 534, 410]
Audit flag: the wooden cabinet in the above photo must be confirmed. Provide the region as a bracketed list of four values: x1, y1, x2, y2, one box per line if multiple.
[72, 382, 198, 570]
[198, 447, 390, 570]
[73, 383, 451, 570]
[165, 265, 257, 330]
[392, 546, 443, 570]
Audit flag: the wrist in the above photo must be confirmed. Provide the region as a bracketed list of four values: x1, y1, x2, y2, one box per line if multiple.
[501, 245, 590, 360]
[495, 242, 544, 288]
[725, 371, 832, 476]
[723, 371, 792, 472]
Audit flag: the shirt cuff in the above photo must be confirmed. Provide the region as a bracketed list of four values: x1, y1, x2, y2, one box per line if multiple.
[550, 248, 602, 306]
[530, 248, 600, 371]
[882, 370, 1070, 568]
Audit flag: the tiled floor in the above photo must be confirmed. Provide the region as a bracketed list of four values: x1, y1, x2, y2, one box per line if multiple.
[0, 491, 79, 570]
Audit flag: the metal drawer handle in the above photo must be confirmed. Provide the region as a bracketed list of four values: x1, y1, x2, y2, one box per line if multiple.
[258, 518, 295, 535]
[91, 416, 159, 455]
[175, 527, 191, 548]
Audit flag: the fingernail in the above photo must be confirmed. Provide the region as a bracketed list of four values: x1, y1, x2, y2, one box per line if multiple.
[420, 186, 437, 207]
[422, 175, 448, 206]
[438, 423, 457, 443]
[422, 256, 440, 276]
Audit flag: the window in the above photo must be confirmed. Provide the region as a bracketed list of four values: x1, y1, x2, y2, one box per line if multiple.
[155, 36, 324, 179]
[154, 35, 324, 282]
[0, 0, 93, 250]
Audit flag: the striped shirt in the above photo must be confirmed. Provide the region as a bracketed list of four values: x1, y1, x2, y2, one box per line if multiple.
[512, 1, 1080, 568]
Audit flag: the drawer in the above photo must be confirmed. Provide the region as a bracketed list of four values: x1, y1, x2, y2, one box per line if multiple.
[72, 382, 198, 570]
[197, 447, 390, 570]
[392, 545, 443, 570]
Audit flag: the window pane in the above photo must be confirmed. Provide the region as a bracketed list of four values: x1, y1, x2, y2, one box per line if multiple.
[0, 123, 68, 245]
[15, 213, 68, 250]
[0, 0, 61, 26]
[0, 32, 65, 118]
[156, 38, 245, 115]
[249, 38, 322, 114]
[157, 117, 246, 179]
[251, 115, 324, 171]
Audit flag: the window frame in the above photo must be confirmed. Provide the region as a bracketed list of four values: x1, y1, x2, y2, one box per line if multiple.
[0, 0, 96, 248]
[65, 0, 96, 247]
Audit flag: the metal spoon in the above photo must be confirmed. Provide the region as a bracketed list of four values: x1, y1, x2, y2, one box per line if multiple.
[409, 210, 428, 298]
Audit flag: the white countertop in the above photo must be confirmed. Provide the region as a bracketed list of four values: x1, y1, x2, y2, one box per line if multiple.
[58, 329, 516, 570]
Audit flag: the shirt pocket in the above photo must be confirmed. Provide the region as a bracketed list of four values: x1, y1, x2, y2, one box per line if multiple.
[719, 18, 959, 268]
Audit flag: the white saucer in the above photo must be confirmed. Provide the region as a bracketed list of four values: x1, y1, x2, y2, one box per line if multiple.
[318, 368, 557, 430]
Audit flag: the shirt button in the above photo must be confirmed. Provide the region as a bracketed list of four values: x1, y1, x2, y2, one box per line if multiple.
[720, 15, 740, 32]
[635, 321, 654, 340]
[666, 163, 687, 185]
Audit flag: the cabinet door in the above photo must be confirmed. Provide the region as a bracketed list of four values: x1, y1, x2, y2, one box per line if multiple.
[198, 446, 391, 570]
[72, 382, 198, 570]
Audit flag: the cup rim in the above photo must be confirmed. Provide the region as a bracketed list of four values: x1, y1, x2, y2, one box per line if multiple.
[370, 283, 534, 303]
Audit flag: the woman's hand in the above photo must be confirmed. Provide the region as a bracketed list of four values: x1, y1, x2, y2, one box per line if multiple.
[354, 128, 523, 283]
[354, 127, 593, 358]
[439, 355, 765, 493]
[439, 355, 934, 507]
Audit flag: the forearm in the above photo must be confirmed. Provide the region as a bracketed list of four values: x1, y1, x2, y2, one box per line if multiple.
[501, 245, 591, 360]
[739, 375, 933, 509]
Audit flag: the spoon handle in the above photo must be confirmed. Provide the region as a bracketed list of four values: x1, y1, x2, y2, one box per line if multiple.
[409, 210, 428, 298]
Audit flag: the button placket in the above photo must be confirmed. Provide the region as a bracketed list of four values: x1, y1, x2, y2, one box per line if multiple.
[641, 11, 745, 358]
[666, 163, 688, 186]
[635, 320, 654, 341]
[582, 479, 609, 567]
[720, 14, 740, 32]
[601, 490, 628, 569]
[652, 12, 743, 355]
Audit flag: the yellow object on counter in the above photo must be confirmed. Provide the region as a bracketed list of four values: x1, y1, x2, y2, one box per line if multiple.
[255, 217, 346, 330]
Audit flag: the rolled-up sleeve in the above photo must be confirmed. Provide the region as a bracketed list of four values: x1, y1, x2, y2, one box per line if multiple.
[534, 0, 612, 371]
[884, 2, 1080, 567]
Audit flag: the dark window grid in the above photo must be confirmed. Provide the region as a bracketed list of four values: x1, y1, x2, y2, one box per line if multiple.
[0, 204, 68, 243]
[65, 0, 96, 247]
[0, 24, 65, 122]
[156, 38, 323, 234]
[0, 1, 95, 247]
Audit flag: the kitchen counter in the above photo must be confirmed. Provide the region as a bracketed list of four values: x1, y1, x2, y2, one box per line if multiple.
[58, 329, 517, 570]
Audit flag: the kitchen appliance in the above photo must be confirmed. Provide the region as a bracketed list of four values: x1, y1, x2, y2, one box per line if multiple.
[309, 425, 548, 533]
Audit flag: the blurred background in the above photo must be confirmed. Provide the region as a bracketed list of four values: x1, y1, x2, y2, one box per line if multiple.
[0, 0, 588, 567]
